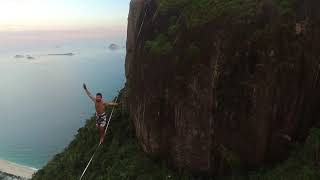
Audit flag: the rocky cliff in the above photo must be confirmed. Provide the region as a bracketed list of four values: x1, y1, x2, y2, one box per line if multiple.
[125, 0, 320, 175]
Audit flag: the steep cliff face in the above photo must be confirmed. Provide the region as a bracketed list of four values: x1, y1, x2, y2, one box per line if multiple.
[125, 0, 320, 175]
[126, 0, 146, 79]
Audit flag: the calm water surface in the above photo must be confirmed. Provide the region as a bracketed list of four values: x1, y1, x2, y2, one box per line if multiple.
[0, 32, 126, 169]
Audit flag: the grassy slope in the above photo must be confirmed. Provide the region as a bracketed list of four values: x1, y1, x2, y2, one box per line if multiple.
[32, 106, 190, 180]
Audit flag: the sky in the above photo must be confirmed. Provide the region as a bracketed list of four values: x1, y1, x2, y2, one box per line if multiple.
[0, 0, 131, 32]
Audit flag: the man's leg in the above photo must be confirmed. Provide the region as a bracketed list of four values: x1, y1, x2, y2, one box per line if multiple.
[99, 126, 106, 144]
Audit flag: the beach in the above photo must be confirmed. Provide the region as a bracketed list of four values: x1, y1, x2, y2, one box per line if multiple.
[0, 160, 37, 179]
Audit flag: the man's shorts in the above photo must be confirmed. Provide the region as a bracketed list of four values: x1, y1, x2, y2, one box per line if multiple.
[96, 113, 107, 128]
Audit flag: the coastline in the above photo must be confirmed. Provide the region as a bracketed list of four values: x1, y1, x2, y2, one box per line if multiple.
[0, 159, 37, 179]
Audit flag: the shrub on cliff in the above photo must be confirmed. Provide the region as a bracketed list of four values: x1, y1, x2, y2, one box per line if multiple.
[145, 34, 173, 56]
[158, 0, 299, 28]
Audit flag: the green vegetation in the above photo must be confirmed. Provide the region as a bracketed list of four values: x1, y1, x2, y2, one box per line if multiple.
[32, 106, 190, 180]
[228, 128, 320, 180]
[0, 172, 22, 180]
[145, 34, 173, 56]
[158, 0, 258, 28]
[146, 0, 259, 56]
[32, 98, 320, 180]
[146, 0, 299, 59]
[220, 145, 241, 172]
[157, 0, 299, 28]
[304, 128, 320, 162]
[145, 0, 299, 59]
[182, 0, 257, 27]
[274, 0, 299, 15]
[168, 24, 181, 36]
[32, 103, 320, 180]
[31, 88, 320, 180]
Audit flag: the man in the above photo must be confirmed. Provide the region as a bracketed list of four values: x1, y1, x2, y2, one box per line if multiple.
[83, 83, 118, 144]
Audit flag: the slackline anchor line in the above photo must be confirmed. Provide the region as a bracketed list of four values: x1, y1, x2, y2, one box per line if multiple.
[135, 1, 151, 45]
[79, 95, 119, 180]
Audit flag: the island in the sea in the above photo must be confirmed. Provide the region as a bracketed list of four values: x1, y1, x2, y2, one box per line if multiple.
[14, 55, 24, 58]
[108, 43, 121, 50]
[48, 53, 74, 56]
[26, 55, 35, 60]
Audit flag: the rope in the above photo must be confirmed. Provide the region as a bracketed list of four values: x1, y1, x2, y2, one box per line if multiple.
[79, 144, 100, 180]
[135, 1, 151, 44]
[135, 9, 147, 44]
[79, 95, 119, 180]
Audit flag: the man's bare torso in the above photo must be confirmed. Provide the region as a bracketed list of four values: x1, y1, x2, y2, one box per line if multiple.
[95, 101, 106, 115]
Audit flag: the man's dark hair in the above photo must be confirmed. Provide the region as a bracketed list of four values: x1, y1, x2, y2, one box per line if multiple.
[96, 93, 102, 97]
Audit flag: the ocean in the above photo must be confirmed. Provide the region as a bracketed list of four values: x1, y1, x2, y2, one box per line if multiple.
[0, 30, 126, 171]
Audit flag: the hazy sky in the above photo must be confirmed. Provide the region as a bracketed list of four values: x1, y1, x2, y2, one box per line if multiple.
[0, 0, 130, 31]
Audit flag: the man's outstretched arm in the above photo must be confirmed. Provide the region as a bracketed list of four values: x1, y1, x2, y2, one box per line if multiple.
[83, 83, 95, 102]
[105, 101, 119, 107]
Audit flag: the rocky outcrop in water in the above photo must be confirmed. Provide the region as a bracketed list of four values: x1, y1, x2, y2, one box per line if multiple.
[108, 43, 121, 50]
[14, 55, 24, 59]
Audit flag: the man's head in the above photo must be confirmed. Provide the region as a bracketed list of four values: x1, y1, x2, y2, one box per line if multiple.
[96, 93, 103, 102]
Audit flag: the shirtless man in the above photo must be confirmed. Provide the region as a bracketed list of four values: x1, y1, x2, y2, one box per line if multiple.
[83, 83, 118, 144]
